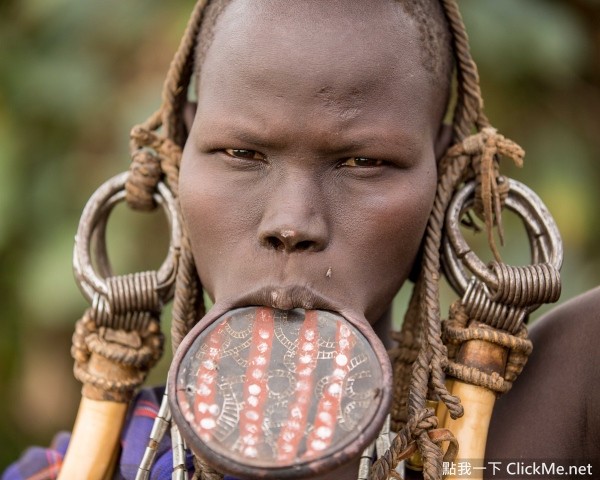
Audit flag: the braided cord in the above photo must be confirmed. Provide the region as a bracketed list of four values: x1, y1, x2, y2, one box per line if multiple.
[441, 0, 489, 140]
[161, 0, 209, 145]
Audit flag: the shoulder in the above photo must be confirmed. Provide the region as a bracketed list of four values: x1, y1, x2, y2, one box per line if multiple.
[529, 285, 600, 344]
[524, 285, 600, 377]
[486, 287, 600, 462]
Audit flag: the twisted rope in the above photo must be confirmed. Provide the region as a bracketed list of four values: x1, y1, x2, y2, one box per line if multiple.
[71, 309, 164, 402]
[371, 408, 458, 480]
[389, 280, 423, 431]
[443, 127, 525, 261]
[443, 301, 533, 394]
[440, 0, 489, 140]
[125, 0, 207, 209]
[171, 229, 205, 353]
[162, 0, 209, 145]
[381, 127, 530, 477]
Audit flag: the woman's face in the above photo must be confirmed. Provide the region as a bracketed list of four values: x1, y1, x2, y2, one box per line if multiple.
[180, 0, 445, 324]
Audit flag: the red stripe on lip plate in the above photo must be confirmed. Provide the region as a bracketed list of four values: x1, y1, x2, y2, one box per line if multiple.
[304, 319, 352, 459]
[276, 310, 319, 462]
[238, 307, 275, 459]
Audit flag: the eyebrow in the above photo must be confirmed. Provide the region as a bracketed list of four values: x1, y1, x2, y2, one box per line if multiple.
[226, 127, 286, 151]
[195, 119, 284, 150]
[198, 120, 425, 157]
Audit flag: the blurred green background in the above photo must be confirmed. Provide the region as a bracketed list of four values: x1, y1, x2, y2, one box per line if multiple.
[0, 0, 599, 468]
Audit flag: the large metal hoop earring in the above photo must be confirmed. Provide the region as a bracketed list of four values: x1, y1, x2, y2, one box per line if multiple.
[59, 171, 181, 480]
[437, 176, 562, 477]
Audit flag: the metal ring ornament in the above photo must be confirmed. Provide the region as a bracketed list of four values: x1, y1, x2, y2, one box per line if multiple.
[73, 171, 181, 306]
[442, 178, 563, 296]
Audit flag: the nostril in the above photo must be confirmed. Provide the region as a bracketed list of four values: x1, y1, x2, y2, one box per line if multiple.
[295, 240, 314, 251]
[263, 235, 316, 252]
[265, 236, 286, 251]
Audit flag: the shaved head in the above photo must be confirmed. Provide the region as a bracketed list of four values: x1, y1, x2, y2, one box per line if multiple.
[194, 0, 453, 102]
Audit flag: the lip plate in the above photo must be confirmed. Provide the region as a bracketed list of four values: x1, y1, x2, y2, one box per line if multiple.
[168, 306, 392, 479]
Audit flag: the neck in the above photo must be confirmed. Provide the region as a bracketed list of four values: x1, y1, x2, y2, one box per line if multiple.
[373, 305, 394, 349]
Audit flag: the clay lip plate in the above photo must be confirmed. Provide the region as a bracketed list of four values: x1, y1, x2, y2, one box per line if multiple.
[169, 306, 392, 479]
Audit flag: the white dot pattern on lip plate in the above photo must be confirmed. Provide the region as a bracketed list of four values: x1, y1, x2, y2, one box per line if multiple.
[303, 317, 353, 459]
[238, 308, 274, 459]
[175, 306, 385, 471]
[186, 322, 227, 442]
[276, 311, 320, 462]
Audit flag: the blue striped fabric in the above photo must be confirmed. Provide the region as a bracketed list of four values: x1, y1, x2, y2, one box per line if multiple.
[2, 387, 241, 480]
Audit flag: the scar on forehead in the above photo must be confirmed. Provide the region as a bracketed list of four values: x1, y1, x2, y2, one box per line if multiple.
[315, 86, 365, 120]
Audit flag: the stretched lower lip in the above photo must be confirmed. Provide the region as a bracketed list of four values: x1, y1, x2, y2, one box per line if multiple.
[169, 304, 393, 478]
[231, 284, 340, 313]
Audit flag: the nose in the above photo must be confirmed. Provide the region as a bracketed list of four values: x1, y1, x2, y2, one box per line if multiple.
[258, 175, 329, 253]
[260, 226, 327, 252]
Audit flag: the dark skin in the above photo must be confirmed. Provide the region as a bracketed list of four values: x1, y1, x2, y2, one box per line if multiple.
[180, 3, 444, 478]
[178, 0, 599, 478]
[486, 287, 600, 469]
[180, 0, 446, 329]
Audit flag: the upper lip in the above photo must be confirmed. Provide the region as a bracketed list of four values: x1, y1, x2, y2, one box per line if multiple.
[230, 284, 342, 313]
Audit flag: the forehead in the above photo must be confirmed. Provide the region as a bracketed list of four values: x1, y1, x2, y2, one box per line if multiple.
[196, 0, 443, 142]
[210, 0, 411, 61]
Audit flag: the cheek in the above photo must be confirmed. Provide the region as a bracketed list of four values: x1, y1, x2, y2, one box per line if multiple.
[334, 164, 437, 312]
[178, 151, 263, 292]
[385, 190, 432, 271]
[340, 168, 435, 250]
[387, 170, 436, 262]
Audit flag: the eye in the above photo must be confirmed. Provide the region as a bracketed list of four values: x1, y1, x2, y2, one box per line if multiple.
[340, 157, 385, 168]
[224, 148, 265, 161]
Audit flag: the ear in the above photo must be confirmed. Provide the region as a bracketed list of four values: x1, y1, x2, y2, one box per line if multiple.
[183, 101, 198, 133]
[434, 122, 454, 161]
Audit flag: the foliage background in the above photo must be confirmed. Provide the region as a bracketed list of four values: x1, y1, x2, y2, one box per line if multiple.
[0, 0, 599, 467]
